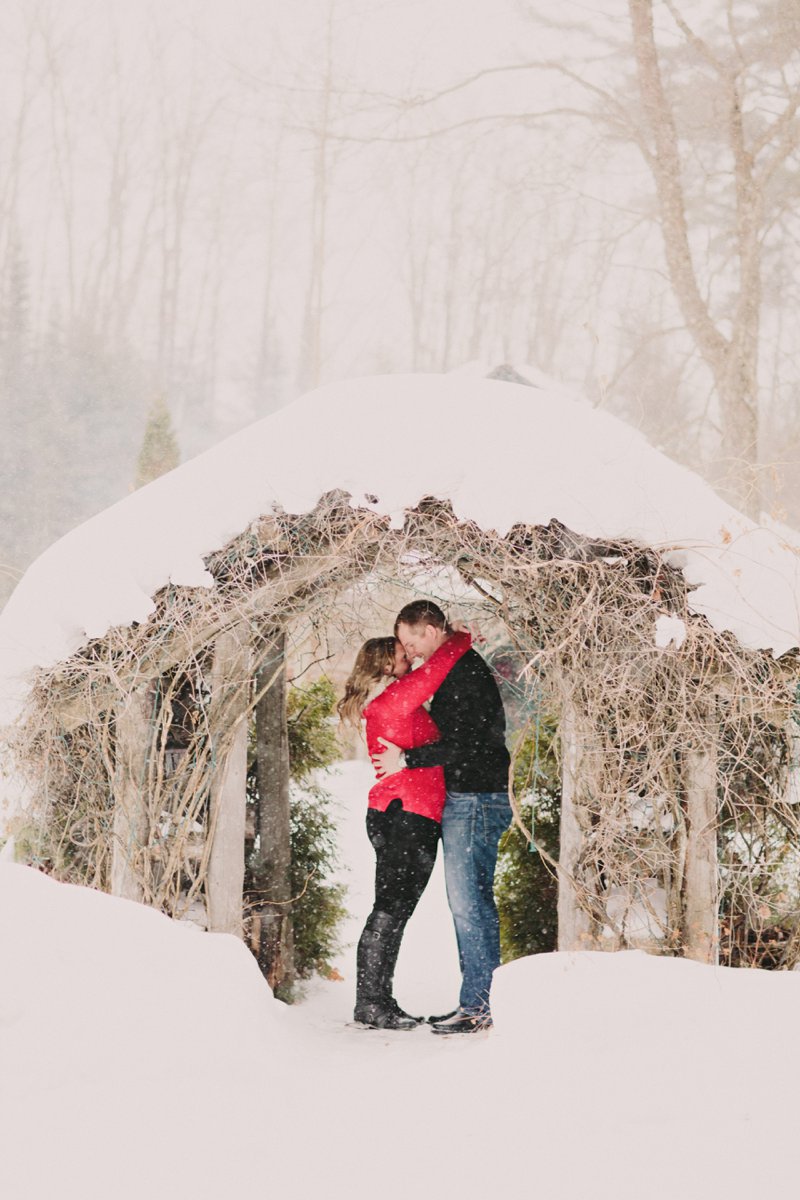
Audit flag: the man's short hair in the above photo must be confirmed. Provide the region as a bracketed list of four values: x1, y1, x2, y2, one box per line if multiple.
[394, 600, 447, 635]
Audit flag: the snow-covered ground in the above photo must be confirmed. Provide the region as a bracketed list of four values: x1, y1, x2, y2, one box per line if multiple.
[3, 759, 800, 1200]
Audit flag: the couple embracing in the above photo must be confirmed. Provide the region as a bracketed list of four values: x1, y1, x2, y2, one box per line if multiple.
[338, 600, 511, 1036]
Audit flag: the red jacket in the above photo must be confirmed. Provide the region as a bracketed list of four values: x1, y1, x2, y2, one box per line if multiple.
[363, 631, 471, 822]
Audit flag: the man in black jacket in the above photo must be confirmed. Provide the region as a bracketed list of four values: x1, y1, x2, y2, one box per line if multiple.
[372, 600, 511, 1034]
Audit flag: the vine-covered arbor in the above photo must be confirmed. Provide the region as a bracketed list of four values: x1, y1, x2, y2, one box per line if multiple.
[4, 373, 799, 970]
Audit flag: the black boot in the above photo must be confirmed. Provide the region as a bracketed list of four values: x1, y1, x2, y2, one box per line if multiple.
[386, 998, 424, 1025]
[381, 915, 424, 1025]
[353, 910, 417, 1030]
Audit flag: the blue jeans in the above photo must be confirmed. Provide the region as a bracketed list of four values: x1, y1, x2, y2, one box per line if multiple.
[441, 791, 512, 1014]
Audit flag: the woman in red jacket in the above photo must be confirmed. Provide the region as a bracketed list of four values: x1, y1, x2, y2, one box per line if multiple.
[338, 628, 471, 1030]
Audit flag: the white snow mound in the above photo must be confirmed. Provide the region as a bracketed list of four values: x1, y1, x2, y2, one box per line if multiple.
[3, 860, 800, 1200]
[0, 863, 290, 1199]
[0, 863, 282, 1085]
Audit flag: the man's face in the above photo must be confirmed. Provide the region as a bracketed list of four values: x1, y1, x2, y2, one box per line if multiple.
[396, 620, 445, 663]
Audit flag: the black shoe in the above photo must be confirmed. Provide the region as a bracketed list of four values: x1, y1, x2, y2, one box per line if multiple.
[430, 1008, 493, 1036]
[352, 1003, 418, 1031]
[426, 1008, 458, 1025]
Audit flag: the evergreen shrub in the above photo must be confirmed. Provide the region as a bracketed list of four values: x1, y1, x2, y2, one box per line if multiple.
[496, 717, 561, 962]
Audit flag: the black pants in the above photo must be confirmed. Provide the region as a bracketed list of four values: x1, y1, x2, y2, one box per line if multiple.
[355, 802, 440, 1015]
[366, 799, 441, 922]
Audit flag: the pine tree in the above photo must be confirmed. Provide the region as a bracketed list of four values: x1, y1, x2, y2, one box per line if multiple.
[134, 395, 180, 488]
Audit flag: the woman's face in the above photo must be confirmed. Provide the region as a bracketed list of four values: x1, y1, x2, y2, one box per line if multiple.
[389, 640, 411, 678]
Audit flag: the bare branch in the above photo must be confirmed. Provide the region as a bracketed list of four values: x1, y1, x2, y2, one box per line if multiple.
[663, 0, 725, 74]
[755, 89, 800, 179]
[316, 107, 599, 144]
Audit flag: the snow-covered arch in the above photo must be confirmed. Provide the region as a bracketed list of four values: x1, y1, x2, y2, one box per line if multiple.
[2, 373, 799, 968]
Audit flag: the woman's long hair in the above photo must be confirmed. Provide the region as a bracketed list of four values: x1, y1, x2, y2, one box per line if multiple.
[337, 637, 397, 727]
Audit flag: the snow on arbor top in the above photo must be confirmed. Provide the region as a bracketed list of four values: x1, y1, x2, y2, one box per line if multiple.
[0, 372, 799, 724]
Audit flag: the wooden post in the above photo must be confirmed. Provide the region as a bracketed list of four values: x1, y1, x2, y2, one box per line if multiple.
[557, 698, 597, 951]
[206, 624, 251, 937]
[682, 701, 719, 964]
[253, 629, 295, 998]
[110, 683, 154, 903]
[785, 720, 800, 808]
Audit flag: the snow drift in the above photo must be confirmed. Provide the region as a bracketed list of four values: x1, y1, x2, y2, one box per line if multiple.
[3, 857, 800, 1200]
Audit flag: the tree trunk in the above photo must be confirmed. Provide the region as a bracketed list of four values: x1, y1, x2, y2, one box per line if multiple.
[297, 6, 336, 391]
[557, 698, 598, 951]
[253, 629, 295, 998]
[681, 703, 719, 964]
[206, 624, 251, 937]
[628, 0, 762, 519]
[110, 682, 154, 903]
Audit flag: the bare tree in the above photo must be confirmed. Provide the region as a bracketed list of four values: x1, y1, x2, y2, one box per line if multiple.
[625, 0, 800, 517]
[375, 1, 800, 515]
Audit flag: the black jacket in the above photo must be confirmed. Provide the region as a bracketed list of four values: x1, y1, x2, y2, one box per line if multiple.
[404, 648, 510, 793]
